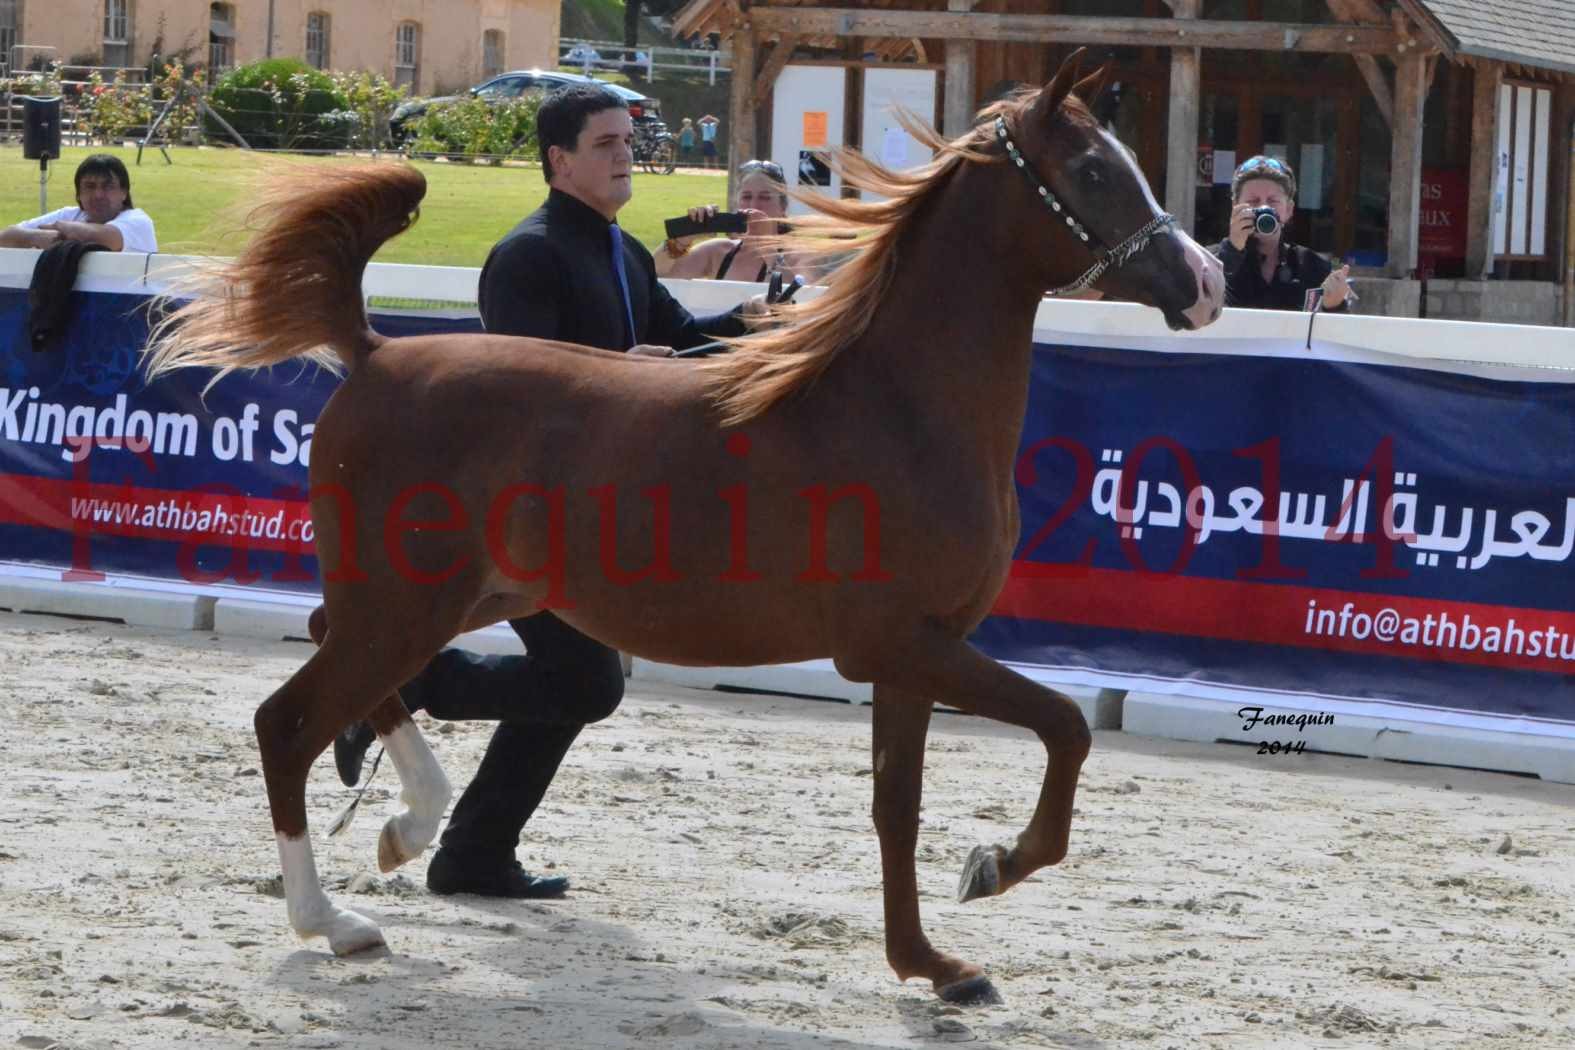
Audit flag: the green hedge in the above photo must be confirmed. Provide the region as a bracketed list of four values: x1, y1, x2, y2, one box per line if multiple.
[207, 58, 351, 151]
[409, 95, 543, 161]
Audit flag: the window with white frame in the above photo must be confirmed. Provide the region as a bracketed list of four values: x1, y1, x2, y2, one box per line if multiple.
[1, 1, 20, 75]
[394, 22, 420, 91]
[483, 29, 505, 79]
[209, 3, 236, 74]
[1493, 80, 1553, 261]
[306, 12, 330, 69]
[103, 0, 130, 68]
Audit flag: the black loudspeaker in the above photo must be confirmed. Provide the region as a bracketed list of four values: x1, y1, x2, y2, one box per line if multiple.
[22, 96, 62, 160]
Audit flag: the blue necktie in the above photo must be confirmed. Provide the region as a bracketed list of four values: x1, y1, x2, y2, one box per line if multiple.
[608, 224, 637, 350]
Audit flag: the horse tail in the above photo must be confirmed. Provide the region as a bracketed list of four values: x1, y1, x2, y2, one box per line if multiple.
[145, 164, 426, 386]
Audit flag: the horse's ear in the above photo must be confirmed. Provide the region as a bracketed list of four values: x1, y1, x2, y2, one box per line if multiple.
[1073, 63, 1112, 108]
[1035, 47, 1087, 121]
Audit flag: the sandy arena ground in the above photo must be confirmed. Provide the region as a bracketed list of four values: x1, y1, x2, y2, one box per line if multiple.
[1, 609, 1572, 1049]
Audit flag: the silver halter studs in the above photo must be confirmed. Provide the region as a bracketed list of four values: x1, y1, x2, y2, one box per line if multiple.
[994, 115, 1177, 296]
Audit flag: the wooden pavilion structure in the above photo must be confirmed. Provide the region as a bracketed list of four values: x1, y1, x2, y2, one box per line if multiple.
[671, 0, 1575, 325]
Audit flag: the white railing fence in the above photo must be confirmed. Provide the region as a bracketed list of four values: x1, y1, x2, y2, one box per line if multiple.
[558, 37, 731, 85]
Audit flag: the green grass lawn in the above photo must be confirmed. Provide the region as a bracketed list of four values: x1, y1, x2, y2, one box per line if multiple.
[1, 145, 729, 267]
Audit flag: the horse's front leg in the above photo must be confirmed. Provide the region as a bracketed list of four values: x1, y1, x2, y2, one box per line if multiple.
[869, 631, 1091, 901]
[871, 685, 1003, 1005]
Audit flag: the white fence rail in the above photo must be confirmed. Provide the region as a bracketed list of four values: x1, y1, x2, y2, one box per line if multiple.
[558, 37, 731, 84]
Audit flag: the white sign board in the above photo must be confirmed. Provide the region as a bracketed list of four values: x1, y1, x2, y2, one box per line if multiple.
[770, 65, 846, 214]
[859, 68, 938, 200]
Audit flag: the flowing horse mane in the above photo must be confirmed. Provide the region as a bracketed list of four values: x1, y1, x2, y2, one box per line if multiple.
[700, 89, 1098, 427]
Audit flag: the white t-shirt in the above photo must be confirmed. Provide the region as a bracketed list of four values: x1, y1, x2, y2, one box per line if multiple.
[19, 206, 158, 253]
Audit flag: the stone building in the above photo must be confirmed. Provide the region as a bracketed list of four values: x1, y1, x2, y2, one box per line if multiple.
[1, 0, 560, 95]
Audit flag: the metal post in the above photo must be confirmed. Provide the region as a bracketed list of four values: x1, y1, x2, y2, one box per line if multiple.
[38, 156, 47, 214]
[709, 52, 717, 86]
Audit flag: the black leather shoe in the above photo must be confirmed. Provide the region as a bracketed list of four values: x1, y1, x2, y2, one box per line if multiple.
[426, 848, 570, 899]
[333, 721, 377, 787]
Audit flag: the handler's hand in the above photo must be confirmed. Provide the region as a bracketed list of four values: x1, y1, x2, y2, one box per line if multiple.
[628, 344, 676, 357]
[741, 293, 770, 318]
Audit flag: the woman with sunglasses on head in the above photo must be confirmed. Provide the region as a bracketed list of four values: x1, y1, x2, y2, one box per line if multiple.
[1211, 155, 1351, 312]
[655, 159, 822, 284]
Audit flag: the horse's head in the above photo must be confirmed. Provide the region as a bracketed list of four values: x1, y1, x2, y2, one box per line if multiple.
[1000, 53, 1223, 330]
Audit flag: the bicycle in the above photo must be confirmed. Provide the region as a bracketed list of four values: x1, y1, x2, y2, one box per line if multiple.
[634, 120, 677, 175]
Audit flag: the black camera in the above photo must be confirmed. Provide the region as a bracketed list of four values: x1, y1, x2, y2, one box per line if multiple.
[664, 211, 749, 239]
[1251, 206, 1281, 237]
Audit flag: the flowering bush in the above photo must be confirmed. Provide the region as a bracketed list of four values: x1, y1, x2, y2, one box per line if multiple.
[207, 58, 350, 150]
[145, 60, 203, 145]
[410, 94, 542, 161]
[324, 70, 408, 151]
[0, 65, 63, 96]
[80, 70, 154, 142]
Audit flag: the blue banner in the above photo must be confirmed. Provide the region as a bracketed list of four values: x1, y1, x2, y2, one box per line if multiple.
[4, 282, 1574, 731]
[975, 341, 1575, 728]
[0, 286, 477, 595]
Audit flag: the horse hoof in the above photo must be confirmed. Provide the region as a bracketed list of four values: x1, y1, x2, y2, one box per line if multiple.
[328, 910, 386, 957]
[937, 974, 1004, 1006]
[378, 819, 416, 873]
[956, 844, 1001, 903]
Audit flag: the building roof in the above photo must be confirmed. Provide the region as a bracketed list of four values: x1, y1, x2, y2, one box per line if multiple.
[1410, 0, 1575, 76]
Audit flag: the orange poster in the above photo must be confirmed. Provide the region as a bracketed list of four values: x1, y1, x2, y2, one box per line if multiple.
[802, 111, 828, 148]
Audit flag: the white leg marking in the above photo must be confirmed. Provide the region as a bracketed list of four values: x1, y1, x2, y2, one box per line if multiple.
[276, 833, 385, 955]
[376, 721, 453, 873]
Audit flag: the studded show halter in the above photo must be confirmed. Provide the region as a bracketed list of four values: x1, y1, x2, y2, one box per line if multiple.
[995, 116, 1177, 297]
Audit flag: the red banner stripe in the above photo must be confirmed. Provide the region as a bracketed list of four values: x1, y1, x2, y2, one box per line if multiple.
[0, 474, 313, 554]
[994, 562, 1575, 675]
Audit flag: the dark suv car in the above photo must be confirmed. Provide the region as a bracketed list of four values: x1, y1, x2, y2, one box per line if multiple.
[389, 69, 663, 145]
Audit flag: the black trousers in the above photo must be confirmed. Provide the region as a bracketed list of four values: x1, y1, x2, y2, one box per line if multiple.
[399, 611, 625, 860]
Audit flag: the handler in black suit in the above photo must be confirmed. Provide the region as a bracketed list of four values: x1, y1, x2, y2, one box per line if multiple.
[336, 83, 755, 898]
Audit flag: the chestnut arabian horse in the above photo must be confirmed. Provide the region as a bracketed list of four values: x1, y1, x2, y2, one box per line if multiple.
[146, 57, 1222, 1006]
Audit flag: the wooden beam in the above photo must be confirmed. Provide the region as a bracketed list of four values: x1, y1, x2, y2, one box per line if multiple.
[943, 0, 979, 136]
[1392, 0, 1457, 59]
[1388, 52, 1427, 277]
[1326, 0, 1394, 127]
[1465, 60, 1503, 277]
[753, 33, 801, 103]
[747, 9, 1398, 53]
[727, 27, 758, 207]
[1164, 0, 1200, 233]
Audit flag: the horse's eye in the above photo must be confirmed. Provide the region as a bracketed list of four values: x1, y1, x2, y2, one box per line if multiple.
[1082, 164, 1104, 186]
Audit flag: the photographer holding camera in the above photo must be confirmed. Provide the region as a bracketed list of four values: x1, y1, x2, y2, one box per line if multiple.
[1212, 155, 1350, 312]
[654, 159, 823, 283]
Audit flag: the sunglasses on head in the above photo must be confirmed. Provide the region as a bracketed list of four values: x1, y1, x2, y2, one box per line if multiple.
[740, 160, 785, 180]
[1236, 155, 1288, 177]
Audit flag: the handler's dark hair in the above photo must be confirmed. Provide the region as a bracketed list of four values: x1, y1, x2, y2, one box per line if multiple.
[537, 84, 628, 183]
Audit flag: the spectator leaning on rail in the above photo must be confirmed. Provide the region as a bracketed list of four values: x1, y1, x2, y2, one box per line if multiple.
[1210, 155, 1348, 312]
[0, 154, 157, 253]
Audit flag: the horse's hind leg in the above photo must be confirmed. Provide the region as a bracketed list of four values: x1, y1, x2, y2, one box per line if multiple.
[871, 685, 1002, 1006]
[307, 606, 451, 873]
[257, 624, 444, 956]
